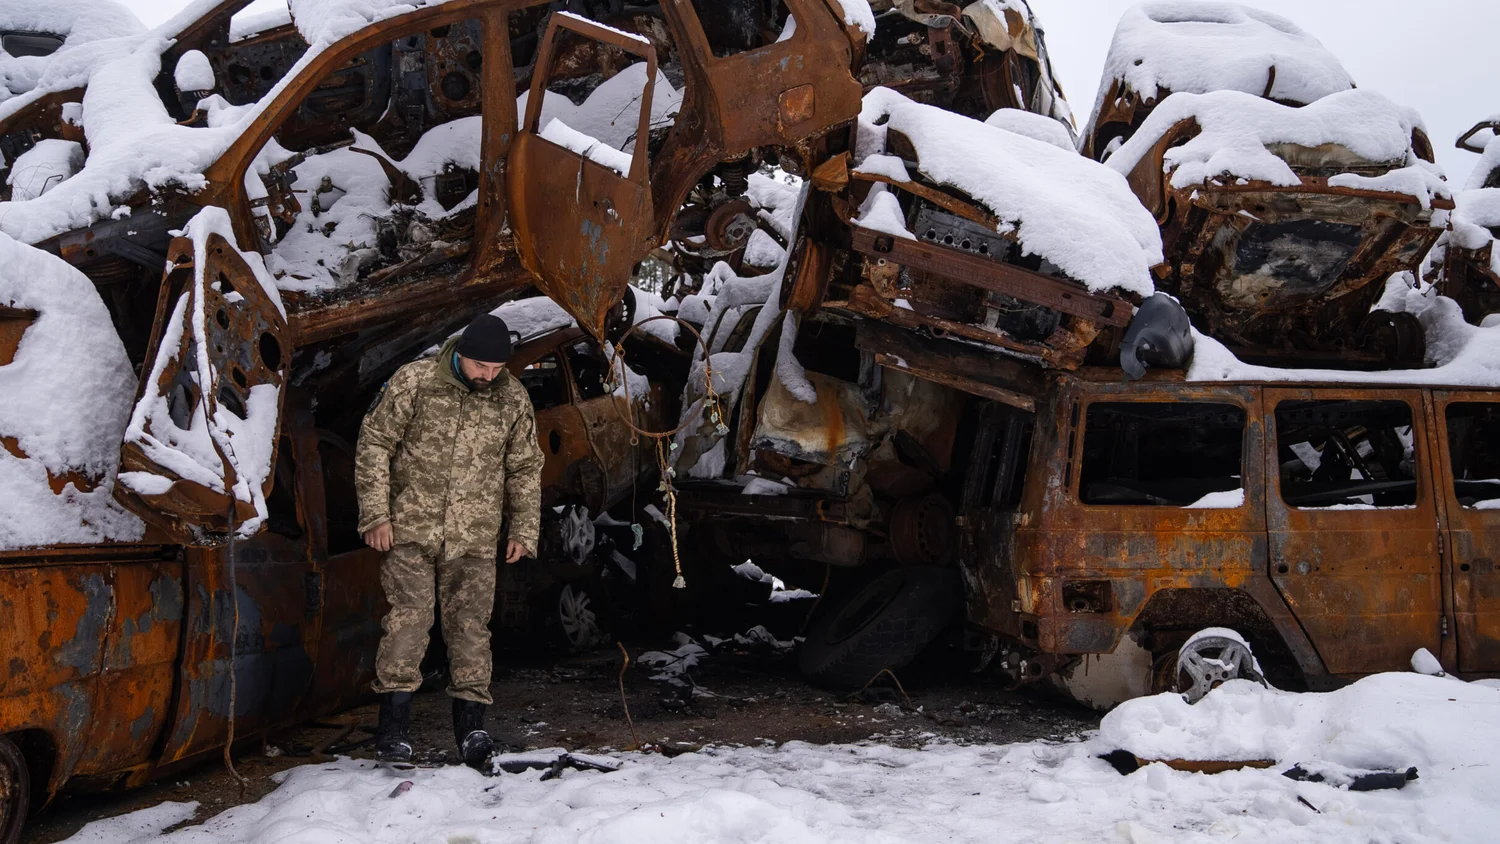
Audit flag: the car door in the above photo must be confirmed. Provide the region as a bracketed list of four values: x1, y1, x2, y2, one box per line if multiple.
[1264, 387, 1443, 675]
[1431, 390, 1500, 672]
[115, 226, 290, 544]
[508, 14, 661, 340]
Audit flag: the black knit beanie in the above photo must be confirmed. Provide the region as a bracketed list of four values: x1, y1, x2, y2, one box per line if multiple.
[455, 313, 513, 363]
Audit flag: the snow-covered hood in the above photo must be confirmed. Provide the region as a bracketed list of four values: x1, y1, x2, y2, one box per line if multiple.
[1086, 1, 1353, 138]
[1106, 88, 1450, 209]
[857, 86, 1163, 298]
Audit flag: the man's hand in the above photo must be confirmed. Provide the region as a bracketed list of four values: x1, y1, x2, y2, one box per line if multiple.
[505, 540, 529, 564]
[364, 522, 393, 552]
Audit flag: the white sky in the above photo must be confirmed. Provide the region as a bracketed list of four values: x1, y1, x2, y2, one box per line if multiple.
[117, 0, 1495, 184]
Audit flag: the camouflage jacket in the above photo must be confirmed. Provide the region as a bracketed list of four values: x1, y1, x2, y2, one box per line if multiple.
[355, 337, 545, 561]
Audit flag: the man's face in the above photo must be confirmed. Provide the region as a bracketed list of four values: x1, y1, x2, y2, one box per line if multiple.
[458, 354, 506, 387]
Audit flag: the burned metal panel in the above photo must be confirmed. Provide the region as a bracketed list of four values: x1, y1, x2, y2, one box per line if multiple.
[155, 536, 316, 768]
[851, 225, 1131, 327]
[116, 234, 289, 542]
[509, 14, 660, 340]
[1020, 382, 1268, 656]
[1264, 387, 1443, 675]
[300, 548, 383, 716]
[0, 562, 114, 791]
[1431, 391, 1500, 672]
[72, 560, 184, 779]
[0, 305, 35, 367]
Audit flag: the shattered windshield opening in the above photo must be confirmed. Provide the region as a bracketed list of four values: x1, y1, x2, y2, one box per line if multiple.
[1079, 402, 1245, 507]
[1276, 400, 1419, 509]
[1445, 402, 1500, 509]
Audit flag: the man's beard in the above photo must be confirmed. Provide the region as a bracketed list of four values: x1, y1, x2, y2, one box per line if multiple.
[471, 376, 494, 387]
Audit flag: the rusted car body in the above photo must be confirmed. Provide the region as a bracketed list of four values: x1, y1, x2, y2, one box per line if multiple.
[1114, 117, 1447, 369]
[1076, 3, 1448, 369]
[957, 369, 1500, 705]
[858, 0, 1073, 131]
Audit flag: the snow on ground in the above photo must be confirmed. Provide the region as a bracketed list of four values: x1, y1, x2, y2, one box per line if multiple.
[858, 87, 1163, 297]
[1086, 1, 1354, 136]
[0, 232, 142, 549]
[57, 671, 1500, 844]
[1105, 88, 1449, 209]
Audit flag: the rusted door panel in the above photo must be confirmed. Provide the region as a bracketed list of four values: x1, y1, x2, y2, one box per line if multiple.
[116, 234, 289, 543]
[1433, 391, 1500, 671]
[667, 0, 861, 152]
[1265, 388, 1442, 676]
[509, 15, 659, 339]
[156, 538, 314, 767]
[0, 563, 113, 789]
[301, 548, 384, 714]
[73, 560, 185, 777]
[576, 395, 647, 511]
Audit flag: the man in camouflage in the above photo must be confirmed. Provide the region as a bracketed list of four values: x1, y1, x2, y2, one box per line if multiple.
[355, 312, 544, 767]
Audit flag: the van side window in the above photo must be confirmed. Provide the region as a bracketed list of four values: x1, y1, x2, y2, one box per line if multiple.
[1079, 402, 1245, 506]
[1276, 400, 1418, 509]
[1445, 402, 1500, 509]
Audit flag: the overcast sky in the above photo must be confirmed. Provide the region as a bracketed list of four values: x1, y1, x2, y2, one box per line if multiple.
[117, 0, 1496, 184]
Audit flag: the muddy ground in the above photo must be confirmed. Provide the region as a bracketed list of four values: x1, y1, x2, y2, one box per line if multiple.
[23, 634, 1099, 843]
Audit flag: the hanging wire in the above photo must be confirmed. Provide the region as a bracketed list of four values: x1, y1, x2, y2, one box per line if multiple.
[603, 315, 726, 589]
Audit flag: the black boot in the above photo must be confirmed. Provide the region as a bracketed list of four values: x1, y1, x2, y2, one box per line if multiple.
[453, 698, 494, 770]
[376, 692, 414, 763]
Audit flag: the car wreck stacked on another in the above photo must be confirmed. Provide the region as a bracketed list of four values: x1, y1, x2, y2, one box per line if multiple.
[2, 0, 1499, 838]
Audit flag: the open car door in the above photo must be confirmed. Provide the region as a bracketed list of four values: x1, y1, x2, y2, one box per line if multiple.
[508, 14, 660, 340]
[115, 213, 290, 544]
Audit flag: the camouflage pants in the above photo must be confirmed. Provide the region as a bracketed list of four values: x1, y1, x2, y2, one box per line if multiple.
[373, 543, 495, 704]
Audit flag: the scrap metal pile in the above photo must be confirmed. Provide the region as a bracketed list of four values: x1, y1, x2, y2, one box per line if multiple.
[3, 0, 1500, 824]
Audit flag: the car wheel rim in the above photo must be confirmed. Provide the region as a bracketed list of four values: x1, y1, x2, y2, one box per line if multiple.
[1173, 634, 1264, 704]
[561, 506, 596, 566]
[558, 584, 600, 649]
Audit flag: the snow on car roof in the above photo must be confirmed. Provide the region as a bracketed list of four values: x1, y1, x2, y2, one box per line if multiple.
[1086, 1, 1354, 136]
[0, 231, 144, 549]
[1105, 88, 1450, 209]
[0, 0, 146, 108]
[858, 86, 1163, 298]
[0, 0, 486, 247]
[0, 0, 144, 50]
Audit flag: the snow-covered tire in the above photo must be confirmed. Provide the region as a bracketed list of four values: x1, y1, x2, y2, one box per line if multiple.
[798, 567, 959, 690]
[0, 736, 29, 844]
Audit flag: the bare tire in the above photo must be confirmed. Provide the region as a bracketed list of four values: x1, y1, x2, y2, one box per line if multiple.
[798, 567, 959, 689]
[0, 737, 29, 844]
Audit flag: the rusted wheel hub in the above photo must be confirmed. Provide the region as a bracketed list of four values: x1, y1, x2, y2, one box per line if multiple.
[704, 199, 757, 252]
[889, 494, 955, 566]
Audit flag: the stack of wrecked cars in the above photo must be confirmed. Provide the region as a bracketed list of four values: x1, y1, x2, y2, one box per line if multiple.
[0, 0, 1498, 837]
[658, 0, 1500, 713]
